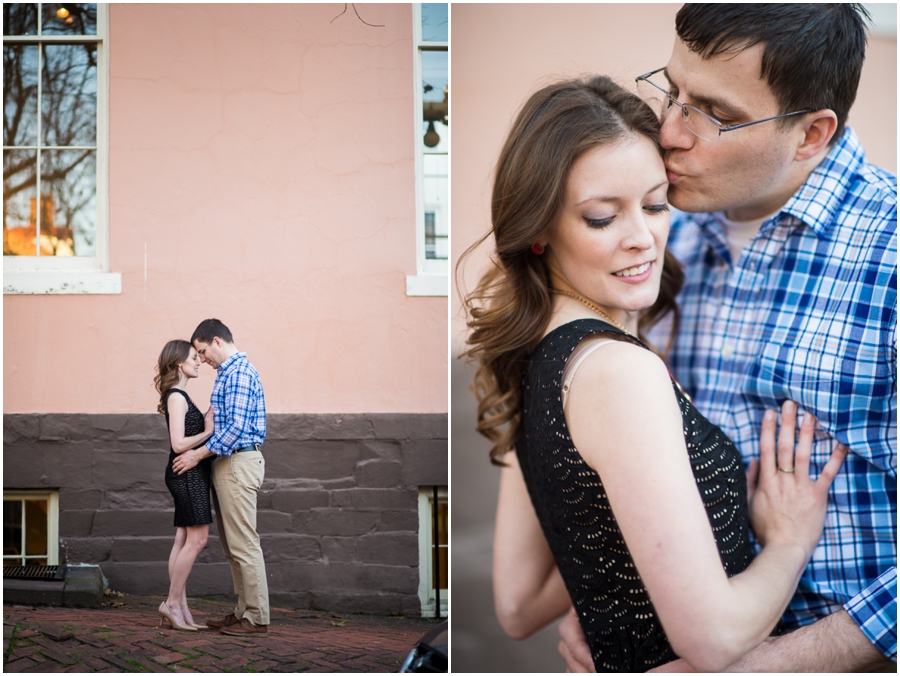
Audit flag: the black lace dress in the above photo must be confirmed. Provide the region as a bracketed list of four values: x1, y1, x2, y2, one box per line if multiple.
[164, 389, 213, 527]
[517, 319, 754, 672]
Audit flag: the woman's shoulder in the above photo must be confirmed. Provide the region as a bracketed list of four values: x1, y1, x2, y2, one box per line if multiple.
[165, 388, 191, 407]
[574, 335, 668, 385]
[564, 335, 682, 464]
[563, 333, 673, 421]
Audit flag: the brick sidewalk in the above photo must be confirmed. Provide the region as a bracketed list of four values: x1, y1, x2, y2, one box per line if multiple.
[3, 595, 437, 672]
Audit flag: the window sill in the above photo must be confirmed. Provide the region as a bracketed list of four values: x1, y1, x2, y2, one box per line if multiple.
[4, 272, 122, 295]
[419, 604, 448, 618]
[406, 274, 447, 297]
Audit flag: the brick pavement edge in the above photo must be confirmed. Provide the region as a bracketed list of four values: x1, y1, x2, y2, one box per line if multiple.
[4, 595, 439, 673]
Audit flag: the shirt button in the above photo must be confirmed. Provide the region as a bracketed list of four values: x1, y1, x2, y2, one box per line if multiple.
[721, 344, 734, 358]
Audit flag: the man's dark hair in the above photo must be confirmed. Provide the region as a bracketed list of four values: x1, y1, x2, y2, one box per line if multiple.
[675, 3, 870, 141]
[191, 318, 233, 345]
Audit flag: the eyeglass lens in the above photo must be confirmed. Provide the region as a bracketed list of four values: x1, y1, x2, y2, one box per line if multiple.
[635, 78, 669, 118]
[636, 74, 721, 141]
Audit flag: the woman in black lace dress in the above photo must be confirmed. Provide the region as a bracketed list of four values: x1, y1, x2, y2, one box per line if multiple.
[460, 77, 847, 672]
[154, 340, 215, 632]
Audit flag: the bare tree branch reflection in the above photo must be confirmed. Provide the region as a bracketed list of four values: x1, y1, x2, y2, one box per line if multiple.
[3, 4, 98, 257]
[3, 45, 38, 146]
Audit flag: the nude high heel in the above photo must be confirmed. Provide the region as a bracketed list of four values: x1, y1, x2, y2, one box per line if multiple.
[158, 601, 198, 632]
[181, 604, 208, 629]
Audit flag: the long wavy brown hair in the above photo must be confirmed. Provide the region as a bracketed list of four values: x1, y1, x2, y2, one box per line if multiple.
[154, 340, 192, 414]
[459, 75, 684, 465]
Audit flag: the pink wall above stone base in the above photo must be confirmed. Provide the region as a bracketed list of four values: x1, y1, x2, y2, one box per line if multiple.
[4, 3, 447, 414]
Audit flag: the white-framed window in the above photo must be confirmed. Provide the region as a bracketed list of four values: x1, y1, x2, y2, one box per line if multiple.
[3, 3, 119, 294]
[406, 3, 448, 297]
[3, 490, 60, 567]
[417, 486, 448, 617]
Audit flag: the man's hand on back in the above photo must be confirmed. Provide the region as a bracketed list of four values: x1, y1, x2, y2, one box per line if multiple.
[558, 607, 595, 672]
[172, 448, 205, 475]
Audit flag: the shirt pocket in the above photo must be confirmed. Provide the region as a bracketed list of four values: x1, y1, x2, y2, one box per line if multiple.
[745, 340, 894, 471]
[744, 342, 840, 428]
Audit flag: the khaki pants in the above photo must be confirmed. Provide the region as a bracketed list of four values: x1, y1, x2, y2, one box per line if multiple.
[211, 451, 269, 626]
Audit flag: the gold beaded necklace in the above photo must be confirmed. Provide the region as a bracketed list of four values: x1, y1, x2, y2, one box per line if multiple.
[550, 288, 631, 335]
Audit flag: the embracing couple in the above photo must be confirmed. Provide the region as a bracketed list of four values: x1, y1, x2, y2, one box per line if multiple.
[462, 4, 895, 673]
[152, 319, 270, 637]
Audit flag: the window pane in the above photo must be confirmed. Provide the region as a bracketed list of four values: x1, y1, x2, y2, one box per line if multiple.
[24, 500, 47, 556]
[4, 44, 39, 146]
[431, 497, 448, 589]
[421, 3, 447, 43]
[422, 51, 447, 105]
[3, 501, 23, 558]
[42, 149, 96, 256]
[424, 211, 436, 258]
[436, 547, 447, 589]
[437, 500, 447, 545]
[3, 4, 38, 37]
[42, 43, 97, 147]
[41, 3, 97, 36]
[3, 149, 39, 256]
[421, 47, 447, 264]
[421, 50, 447, 153]
[423, 155, 447, 260]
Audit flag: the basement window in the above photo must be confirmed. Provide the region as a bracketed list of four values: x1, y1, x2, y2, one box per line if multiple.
[3, 490, 59, 567]
[417, 486, 447, 617]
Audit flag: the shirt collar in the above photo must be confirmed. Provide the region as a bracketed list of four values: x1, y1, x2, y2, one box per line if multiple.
[217, 351, 245, 374]
[779, 126, 864, 239]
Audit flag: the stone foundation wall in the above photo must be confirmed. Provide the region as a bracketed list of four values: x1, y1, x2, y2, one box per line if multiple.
[3, 413, 447, 617]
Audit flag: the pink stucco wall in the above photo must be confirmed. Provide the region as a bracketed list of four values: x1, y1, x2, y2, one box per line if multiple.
[4, 3, 447, 414]
[451, 3, 897, 351]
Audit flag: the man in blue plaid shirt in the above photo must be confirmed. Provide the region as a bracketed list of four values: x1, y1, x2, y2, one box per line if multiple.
[173, 319, 269, 637]
[560, 4, 895, 671]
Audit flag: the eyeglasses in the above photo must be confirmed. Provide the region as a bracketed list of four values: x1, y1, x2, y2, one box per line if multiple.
[635, 67, 811, 142]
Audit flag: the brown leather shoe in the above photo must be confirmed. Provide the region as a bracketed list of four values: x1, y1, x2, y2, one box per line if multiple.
[206, 613, 239, 630]
[220, 618, 268, 637]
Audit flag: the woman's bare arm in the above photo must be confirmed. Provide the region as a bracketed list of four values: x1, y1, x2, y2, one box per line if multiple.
[493, 453, 572, 639]
[166, 393, 214, 454]
[567, 341, 845, 673]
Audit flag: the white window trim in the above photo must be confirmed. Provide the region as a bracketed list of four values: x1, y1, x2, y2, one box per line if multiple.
[3, 4, 119, 295]
[417, 486, 448, 617]
[407, 3, 448, 297]
[3, 490, 60, 566]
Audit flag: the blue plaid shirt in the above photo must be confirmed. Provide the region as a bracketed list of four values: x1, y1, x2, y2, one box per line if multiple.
[648, 128, 897, 660]
[206, 352, 266, 456]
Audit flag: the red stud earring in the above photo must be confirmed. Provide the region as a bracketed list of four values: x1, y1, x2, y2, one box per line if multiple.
[531, 242, 545, 255]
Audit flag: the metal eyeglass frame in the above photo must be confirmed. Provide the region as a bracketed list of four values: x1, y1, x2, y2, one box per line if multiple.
[635, 67, 811, 141]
